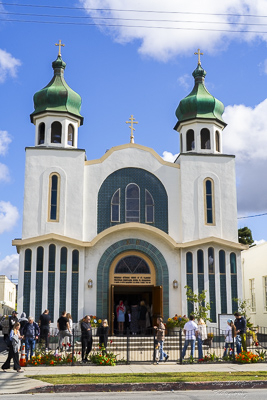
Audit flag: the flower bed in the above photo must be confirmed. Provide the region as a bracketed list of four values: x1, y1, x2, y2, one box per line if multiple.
[166, 315, 189, 329]
[27, 352, 76, 366]
[236, 351, 264, 363]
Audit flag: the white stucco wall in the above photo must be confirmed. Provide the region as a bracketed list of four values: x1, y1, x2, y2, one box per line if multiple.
[242, 243, 267, 327]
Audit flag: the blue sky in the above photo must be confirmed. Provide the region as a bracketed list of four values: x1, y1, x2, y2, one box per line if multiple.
[1, 0, 267, 279]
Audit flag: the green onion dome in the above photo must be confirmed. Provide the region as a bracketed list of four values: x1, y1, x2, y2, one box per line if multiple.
[175, 64, 226, 130]
[30, 55, 83, 125]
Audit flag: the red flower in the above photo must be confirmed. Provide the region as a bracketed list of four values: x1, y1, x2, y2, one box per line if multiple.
[110, 340, 113, 344]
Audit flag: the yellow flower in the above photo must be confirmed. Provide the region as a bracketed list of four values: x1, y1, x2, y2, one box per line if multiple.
[98, 319, 102, 324]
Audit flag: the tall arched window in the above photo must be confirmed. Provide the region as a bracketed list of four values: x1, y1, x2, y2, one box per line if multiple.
[208, 247, 216, 322]
[71, 250, 79, 322]
[216, 131, 220, 152]
[68, 124, 74, 146]
[48, 244, 56, 322]
[186, 252, 193, 274]
[180, 134, 183, 153]
[59, 247, 67, 315]
[219, 249, 227, 313]
[197, 249, 204, 294]
[145, 190, 154, 223]
[51, 121, 62, 143]
[23, 249, 32, 318]
[38, 122, 45, 145]
[201, 128, 210, 149]
[230, 252, 237, 313]
[204, 178, 214, 225]
[111, 189, 120, 222]
[49, 173, 60, 221]
[186, 129, 195, 151]
[125, 183, 140, 222]
[35, 246, 44, 320]
[186, 251, 193, 315]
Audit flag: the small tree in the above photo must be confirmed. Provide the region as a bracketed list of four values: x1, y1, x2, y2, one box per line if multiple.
[233, 297, 253, 329]
[238, 227, 254, 246]
[185, 286, 211, 322]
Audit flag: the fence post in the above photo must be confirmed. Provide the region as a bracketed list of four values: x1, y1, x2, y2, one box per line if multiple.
[179, 328, 183, 364]
[153, 329, 156, 363]
[126, 327, 130, 364]
[72, 328, 74, 366]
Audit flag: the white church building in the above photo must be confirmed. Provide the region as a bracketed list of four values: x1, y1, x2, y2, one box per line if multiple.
[13, 50, 245, 329]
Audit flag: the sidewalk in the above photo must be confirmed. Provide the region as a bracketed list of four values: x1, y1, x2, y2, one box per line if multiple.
[1, 352, 267, 394]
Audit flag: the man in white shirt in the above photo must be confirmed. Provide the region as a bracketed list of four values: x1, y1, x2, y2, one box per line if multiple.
[181, 315, 198, 359]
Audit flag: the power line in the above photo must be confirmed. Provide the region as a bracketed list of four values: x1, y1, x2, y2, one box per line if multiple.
[2, 18, 267, 33]
[238, 212, 267, 220]
[2, 11, 267, 27]
[2, 2, 267, 19]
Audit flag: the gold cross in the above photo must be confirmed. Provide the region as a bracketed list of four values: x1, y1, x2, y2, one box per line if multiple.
[55, 40, 65, 56]
[194, 48, 203, 65]
[126, 115, 138, 143]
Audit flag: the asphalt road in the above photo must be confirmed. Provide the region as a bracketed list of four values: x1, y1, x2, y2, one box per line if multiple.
[0, 390, 266, 399]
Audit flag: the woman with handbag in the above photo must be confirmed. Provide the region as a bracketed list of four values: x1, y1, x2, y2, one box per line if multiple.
[1, 322, 23, 372]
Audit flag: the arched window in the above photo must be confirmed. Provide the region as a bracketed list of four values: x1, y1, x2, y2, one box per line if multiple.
[49, 173, 60, 221]
[71, 250, 79, 322]
[35, 246, 44, 320]
[145, 190, 154, 223]
[51, 121, 62, 143]
[38, 122, 45, 145]
[115, 256, 150, 274]
[180, 134, 183, 153]
[219, 250, 226, 274]
[48, 244, 56, 322]
[197, 249, 204, 274]
[204, 178, 214, 225]
[111, 189, 120, 222]
[208, 247, 214, 274]
[23, 249, 32, 318]
[59, 247, 67, 315]
[230, 252, 237, 274]
[186, 129, 195, 151]
[68, 124, 74, 146]
[201, 128, 210, 149]
[125, 183, 140, 222]
[186, 252, 193, 274]
[216, 131, 220, 152]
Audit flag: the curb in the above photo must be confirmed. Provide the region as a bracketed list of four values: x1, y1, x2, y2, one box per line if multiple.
[23, 380, 267, 393]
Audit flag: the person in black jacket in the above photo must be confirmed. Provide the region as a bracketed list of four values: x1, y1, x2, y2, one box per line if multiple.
[22, 316, 40, 361]
[98, 319, 109, 354]
[81, 315, 92, 363]
[9, 311, 18, 333]
[234, 312, 247, 353]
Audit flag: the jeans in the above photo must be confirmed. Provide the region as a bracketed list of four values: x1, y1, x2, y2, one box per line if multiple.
[197, 338, 203, 360]
[182, 339, 196, 359]
[223, 342, 234, 358]
[158, 340, 167, 361]
[25, 337, 36, 361]
[58, 330, 72, 350]
[236, 333, 247, 354]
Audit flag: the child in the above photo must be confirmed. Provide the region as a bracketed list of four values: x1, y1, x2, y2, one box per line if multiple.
[223, 319, 236, 357]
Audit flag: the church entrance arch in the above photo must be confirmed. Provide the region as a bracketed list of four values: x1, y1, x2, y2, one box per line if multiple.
[97, 238, 169, 334]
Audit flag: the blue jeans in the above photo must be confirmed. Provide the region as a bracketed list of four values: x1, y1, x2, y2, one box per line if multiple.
[197, 338, 203, 360]
[25, 337, 36, 361]
[182, 339, 196, 358]
[236, 335, 242, 355]
[158, 340, 167, 361]
[223, 342, 234, 358]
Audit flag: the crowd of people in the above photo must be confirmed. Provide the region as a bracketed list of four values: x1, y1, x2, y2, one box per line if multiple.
[115, 299, 152, 335]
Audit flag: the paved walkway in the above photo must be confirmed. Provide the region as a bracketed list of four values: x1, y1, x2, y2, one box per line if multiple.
[1, 349, 267, 394]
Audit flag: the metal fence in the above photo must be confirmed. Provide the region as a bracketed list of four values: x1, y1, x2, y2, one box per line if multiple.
[41, 326, 267, 365]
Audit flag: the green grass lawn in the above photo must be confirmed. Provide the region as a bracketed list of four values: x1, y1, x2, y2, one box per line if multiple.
[28, 371, 267, 385]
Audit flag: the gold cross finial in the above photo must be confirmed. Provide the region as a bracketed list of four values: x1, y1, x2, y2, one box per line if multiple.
[55, 39, 65, 56]
[194, 48, 203, 65]
[126, 115, 138, 143]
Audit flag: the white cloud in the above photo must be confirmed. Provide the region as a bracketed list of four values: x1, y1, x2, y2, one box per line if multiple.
[162, 150, 178, 162]
[0, 49, 21, 83]
[223, 100, 267, 213]
[0, 162, 10, 182]
[0, 130, 11, 155]
[254, 239, 266, 246]
[80, 0, 267, 61]
[0, 201, 19, 234]
[177, 74, 191, 91]
[0, 254, 19, 280]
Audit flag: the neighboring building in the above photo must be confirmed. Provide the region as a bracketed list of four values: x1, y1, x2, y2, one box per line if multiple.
[0, 275, 16, 316]
[13, 50, 245, 329]
[242, 242, 267, 327]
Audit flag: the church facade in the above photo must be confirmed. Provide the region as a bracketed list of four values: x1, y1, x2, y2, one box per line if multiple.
[14, 51, 245, 328]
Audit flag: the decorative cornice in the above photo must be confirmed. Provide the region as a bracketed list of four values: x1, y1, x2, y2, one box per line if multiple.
[12, 224, 247, 252]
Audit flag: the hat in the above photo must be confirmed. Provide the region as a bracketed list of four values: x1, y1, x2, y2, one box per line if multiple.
[12, 310, 18, 314]
[227, 319, 233, 323]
